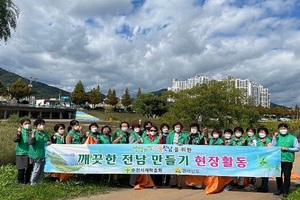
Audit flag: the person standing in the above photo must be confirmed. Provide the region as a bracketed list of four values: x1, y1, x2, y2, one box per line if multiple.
[272, 123, 299, 197]
[13, 118, 33, 184]
[28, 118, 50, 185]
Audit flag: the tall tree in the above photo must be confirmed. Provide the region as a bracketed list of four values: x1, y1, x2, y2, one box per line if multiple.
[0, 81, 6, 95]
[88, 85, 102, 107]
[162, 80, 260, 128]
[105, 89, 118, 106]
[132, 93, 168, 117]
[121, 88, 131, 109]
[71, 80, 86, 105]
[0, 0, 19, 42]
[136, 87, 142, 98]
[8, 78, 31, 102]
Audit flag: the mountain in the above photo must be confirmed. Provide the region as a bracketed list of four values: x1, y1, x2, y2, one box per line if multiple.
[151, 88, 167, 96]
[270, 102, 289, 109]
[0, 67, 70, 99]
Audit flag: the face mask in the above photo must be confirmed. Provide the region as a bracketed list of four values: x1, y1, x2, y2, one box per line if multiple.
[235, 132, 242, 138]
[213, 134, 219, 139]
[38, 124, 45, 131]
[74, 125, 80, 131]
[258, 132, 266, 138]
[190, 129, 198, 134]
[58, 129, 65, 135]
[121, 127, 128, 132]
[150, 131, 157, 136]
[103, 131, 110, 135]
[162, 128, 169, 134]
[247, 132, 254, 137]
[91, 127, 98, 133]
[134, 128, 140, 133]
[280, 130, 287, 135]
[174, 128, 181, 133]
[23, 124, 31, 130]
[224, 133, 232, 139]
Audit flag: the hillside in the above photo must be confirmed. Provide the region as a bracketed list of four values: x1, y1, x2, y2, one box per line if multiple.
[0, 67, 70, 99]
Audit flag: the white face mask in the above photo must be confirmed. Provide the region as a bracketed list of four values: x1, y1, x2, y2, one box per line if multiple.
[121, 127, 128, 132]
[150, 131, 157, 136]
[224, 133, 232, 139]
[279, 130, 287, 135]
[38, 124, 45, 131]
[134, 128, 140, 133]
[162, 128, 169, 134]
[91, 127, 98, 133]
[74, 125, 80, 131]
[23, 124, 31, 130]
[190, 129, 198, 134]
[247, 132, 254, 137]
[259, 132, 266, 138]
[174, 128, 181, 133]
[235, 132, 242, 138]
[58, 129, 65, 135]
[213, 134, 219, 139]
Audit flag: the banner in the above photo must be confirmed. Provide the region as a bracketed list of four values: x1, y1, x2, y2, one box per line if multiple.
[45, 144, 281, 177]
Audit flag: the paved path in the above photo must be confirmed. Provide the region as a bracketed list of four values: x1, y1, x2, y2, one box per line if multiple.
[74, 153, 300, 200]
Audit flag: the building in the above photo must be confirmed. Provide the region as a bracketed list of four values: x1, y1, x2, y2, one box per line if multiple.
[168, 75, 270, 108]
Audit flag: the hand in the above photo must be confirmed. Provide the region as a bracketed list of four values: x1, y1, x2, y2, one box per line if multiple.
[261, 138, 266, 143]
[281, 147, 288, 151]
[274, 132, 279, 137]
[17, 127, 21, 134]
[178, 143, 183, 146]
[46, 141, 51, 146]
[79, 126, 83, 131]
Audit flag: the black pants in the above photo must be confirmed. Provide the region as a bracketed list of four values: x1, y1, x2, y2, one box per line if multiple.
[18, 164, 33, 184]
[276, 162, 293, 194]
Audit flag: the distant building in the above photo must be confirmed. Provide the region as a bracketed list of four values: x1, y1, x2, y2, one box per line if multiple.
[168, 75, 270, 108]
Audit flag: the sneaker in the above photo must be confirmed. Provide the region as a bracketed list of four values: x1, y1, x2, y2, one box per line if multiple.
[153, 185, 159, 189]
[257, 187, 268, 193]
[223, 184, 232, 191]
[273, 190, 283, 195]
[245, 184, 256, 191]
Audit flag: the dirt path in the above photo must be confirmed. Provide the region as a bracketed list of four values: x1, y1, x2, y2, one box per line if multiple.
[73, 153, 300, 200]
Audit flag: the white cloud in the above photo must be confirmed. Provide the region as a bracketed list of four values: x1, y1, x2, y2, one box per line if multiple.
[1, 0, 300, 106]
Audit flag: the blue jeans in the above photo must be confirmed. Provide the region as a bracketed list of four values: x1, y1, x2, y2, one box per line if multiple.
[30, 159, 45, 185]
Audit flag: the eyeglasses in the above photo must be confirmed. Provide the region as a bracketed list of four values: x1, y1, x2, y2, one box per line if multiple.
[150, 130, 157, 132]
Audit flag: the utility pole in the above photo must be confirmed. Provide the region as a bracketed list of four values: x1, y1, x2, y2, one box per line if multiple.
[27, 77, 37, 105]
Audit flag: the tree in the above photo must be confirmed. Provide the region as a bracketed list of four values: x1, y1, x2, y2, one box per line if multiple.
[0, 0, 19, 42]
[106, 89, 118, 106]
[136, 87, 142, 98]
[88, 85, 102, 108]
[161, 80, 260, 128]
[8, 78, 31, 102]
[121, 88, 131, 109]
[132, 93, 168, 117]
[0, 81, 6, 95]
[71, 80, 86, 105]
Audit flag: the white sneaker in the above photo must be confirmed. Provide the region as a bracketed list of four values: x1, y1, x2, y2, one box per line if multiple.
[223, 184, 232, 191]
[244, 184, 256, 191]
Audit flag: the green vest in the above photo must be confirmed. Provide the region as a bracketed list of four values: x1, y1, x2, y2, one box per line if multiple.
[55, 135, 64, 144]
[99, 135, 111, 144]
[246, 135, 258, 146]
[143, 135, 160, 144]
[29, 131, 49, 159]
[256, 137, 271, 147]
[114, 130, 129, 144]
[166, 131, 188, 144]
[276, 133, 296, 162]
[130, 131, 141, 143]
[68, 130, 81, 144]
[15, 128, 30, 156]
[209, 138, 224, 146]
[89, 132, 100, 140]
[232, 136, 245, 146]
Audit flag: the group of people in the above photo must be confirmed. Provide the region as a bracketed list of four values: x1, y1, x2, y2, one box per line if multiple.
[14, 118, 299, 197]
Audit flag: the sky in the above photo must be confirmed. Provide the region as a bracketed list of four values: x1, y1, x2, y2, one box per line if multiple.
[1, 0, 300, 107]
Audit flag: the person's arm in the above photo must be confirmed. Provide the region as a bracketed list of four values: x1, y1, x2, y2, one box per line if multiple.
[66, 134, 73, 144]
[286, 138, 299, 152]
[28, 131, 35, 145]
